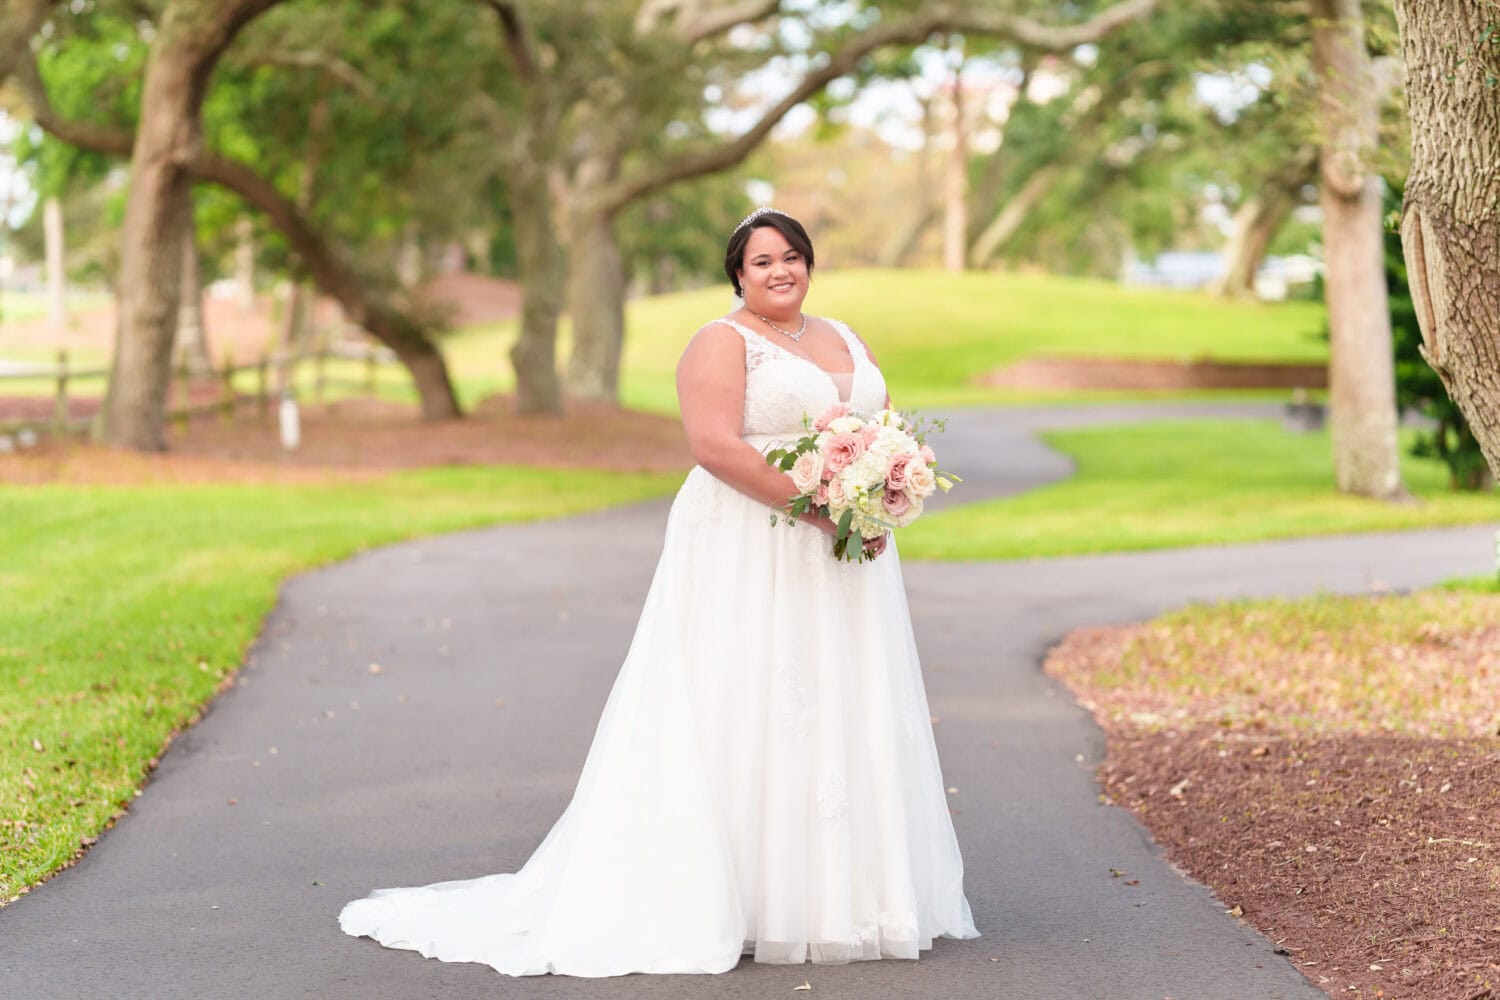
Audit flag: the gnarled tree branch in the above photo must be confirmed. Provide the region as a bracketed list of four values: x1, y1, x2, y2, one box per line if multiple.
[481, 0, 538, 85]
[0, 0, 57, 84]
[593, 0, 1158, 213]
[14, 43, 458, 418]
[233, 49, 379, 99]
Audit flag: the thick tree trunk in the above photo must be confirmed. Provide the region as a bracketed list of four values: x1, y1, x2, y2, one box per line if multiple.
[103, 82, 196, 448]
[1393, 1, 1500, 478]
[942, 57, 967, 273]
[878, 205, 939, 268]
[101, 0, 286, 450]
[234, 214, 255, 309]
[969, 164, 1064, 269]
[1310, 0, 1405, 499]
[510, 167, 564, 414]
[0, 0, 53, 83]
[1210, 145, 1317, 299]
[879, 92, 939, 267]
[565, 204, 626, 403]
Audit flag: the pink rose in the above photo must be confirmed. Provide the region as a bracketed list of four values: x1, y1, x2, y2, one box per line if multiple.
[860, 424, 880, 448]
[813, 402, 850, 432]
[826, 476, 849, 509]
[886, 453, 914, 492]
[823, 431, 864, 473]
[882, 487, 912, 520]
[919, 443, 936, 465]
[814, 483, 830, 507]
[790, 450, 824, 494]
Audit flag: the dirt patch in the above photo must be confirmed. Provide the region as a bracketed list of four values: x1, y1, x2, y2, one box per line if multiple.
[0, 395, 692, 486]
[1046, 617, 1500, 1000]
[982, 356, 1328, 390]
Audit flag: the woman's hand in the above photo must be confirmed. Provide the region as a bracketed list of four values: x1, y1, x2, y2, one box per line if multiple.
[862, 531, 889, 559]
[797, 508, 840, 537]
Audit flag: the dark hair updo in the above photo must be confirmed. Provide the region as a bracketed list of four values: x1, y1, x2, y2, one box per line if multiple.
[724, 210, 815, 296]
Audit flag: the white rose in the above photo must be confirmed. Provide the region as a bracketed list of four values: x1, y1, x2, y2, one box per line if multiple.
[906, 461, 937, 499]
[875, 408, 905, 429]
[827, 415, 864, 435]
[790, 450, 824, 494]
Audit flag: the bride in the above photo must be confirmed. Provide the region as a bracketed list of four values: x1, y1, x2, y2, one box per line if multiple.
[339, 208, 981, 976]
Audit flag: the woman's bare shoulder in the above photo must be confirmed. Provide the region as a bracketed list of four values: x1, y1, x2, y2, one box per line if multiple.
[678, 318, 746, 367]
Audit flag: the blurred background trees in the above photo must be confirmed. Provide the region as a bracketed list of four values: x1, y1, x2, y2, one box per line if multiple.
[0, 0, 1490, 491]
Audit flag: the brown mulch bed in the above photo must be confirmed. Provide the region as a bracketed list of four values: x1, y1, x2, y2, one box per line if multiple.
[0, 395, 692, 485]
[0, 382, 237, 423]
[1097, 726, 1500, 1000]
[983, 355, 1328, 390]
[1047, 616, 1500, 1000]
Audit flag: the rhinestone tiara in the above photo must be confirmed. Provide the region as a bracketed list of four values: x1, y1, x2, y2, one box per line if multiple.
[732, 205, 786, 237]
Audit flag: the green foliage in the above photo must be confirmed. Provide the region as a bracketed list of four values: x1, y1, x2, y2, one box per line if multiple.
[1384, 183, 1491, 490]
[617, 176, 747, 291]
[0, 464, 682, 899]
[899, 419, 1499, 561]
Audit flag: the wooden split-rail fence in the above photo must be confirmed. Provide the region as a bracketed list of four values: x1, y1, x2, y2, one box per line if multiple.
[0, 339, 401, 443]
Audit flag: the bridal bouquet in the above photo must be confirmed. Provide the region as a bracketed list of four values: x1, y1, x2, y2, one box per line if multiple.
[764, 403, 959, 563]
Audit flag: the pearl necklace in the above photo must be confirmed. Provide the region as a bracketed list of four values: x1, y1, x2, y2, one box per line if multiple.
[753, 311, 807, 342]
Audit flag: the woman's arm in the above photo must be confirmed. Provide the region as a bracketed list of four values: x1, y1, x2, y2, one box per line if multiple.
[676, 324, 838, 536]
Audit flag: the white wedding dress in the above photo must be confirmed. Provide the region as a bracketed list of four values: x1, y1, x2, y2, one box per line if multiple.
[339, 317, 980, 976]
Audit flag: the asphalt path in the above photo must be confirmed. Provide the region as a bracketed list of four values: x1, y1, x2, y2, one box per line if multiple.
[3, 402, 1495, 1000]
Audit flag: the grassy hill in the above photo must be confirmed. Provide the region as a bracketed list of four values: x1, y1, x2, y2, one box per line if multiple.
[445, 268, 1328, 413]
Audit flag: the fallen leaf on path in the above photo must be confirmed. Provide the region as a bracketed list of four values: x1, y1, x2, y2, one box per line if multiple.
[793, 981, 811, 991]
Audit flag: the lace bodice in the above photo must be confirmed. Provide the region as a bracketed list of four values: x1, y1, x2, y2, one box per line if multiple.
[710, 317, 888, 440]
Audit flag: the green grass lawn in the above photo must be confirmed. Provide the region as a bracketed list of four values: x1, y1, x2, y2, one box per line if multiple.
[442, 268, 1329, 414]
[899, 420, 1499, 561]
[0, 465, 682, 901]
[0, 290, 109, 326]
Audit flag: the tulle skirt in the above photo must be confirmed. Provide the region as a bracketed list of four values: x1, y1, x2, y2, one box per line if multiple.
[338, 458, 980, 976]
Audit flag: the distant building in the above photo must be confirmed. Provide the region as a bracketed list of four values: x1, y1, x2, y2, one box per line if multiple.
[1123, 250, 1321, 301]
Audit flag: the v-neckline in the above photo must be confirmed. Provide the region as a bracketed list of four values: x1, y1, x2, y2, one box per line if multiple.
[720, 317, 860, 395]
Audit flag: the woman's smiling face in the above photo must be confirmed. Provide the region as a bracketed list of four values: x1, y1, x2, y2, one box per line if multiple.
[738, 225, 809, 313]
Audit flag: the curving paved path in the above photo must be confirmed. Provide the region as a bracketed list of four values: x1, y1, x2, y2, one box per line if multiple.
[2, 403, 1494, 1000]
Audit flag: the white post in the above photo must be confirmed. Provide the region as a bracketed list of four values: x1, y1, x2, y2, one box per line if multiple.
[44, 196, 66, 330]
[942, 50, 968, 273]
[278, 389, 301, 451]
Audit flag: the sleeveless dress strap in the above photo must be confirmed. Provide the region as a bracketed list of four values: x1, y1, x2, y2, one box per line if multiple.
[709, 317, 781, 372]
[827, 319, 865, 367]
